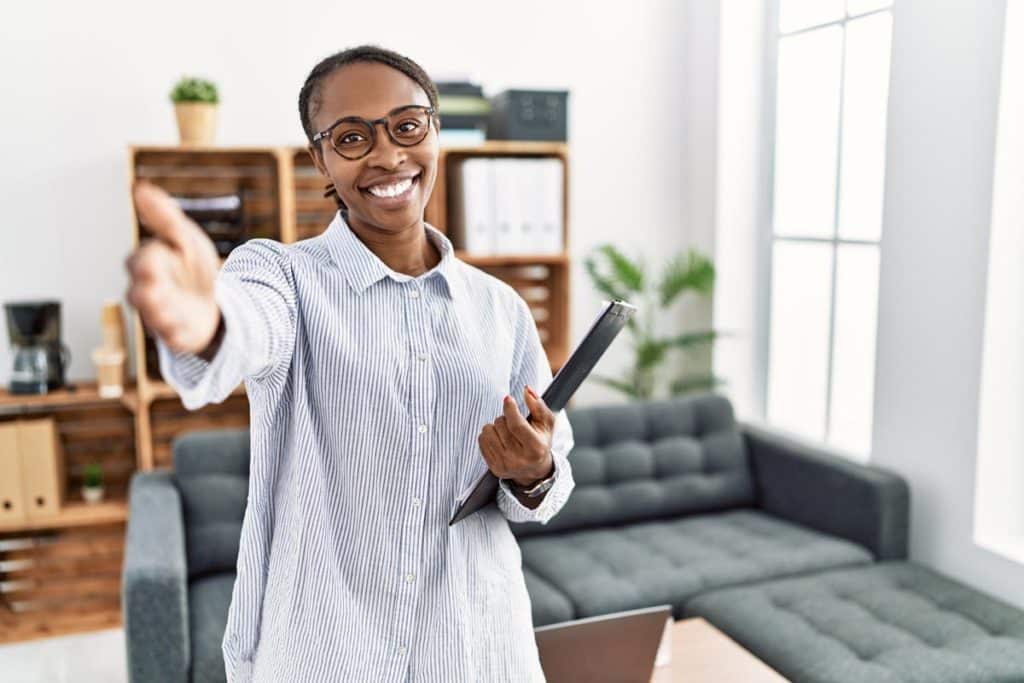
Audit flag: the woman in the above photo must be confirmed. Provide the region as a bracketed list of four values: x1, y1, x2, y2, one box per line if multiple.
[125, 44, 575, 682]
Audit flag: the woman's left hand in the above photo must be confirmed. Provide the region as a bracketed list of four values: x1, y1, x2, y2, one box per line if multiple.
[478, 385, 556, 486]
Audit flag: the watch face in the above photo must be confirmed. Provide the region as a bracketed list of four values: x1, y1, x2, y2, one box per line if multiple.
[524, 477, 554, 498]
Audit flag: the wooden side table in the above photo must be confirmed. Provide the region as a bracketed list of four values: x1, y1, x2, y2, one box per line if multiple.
[651, 618, 789, 682]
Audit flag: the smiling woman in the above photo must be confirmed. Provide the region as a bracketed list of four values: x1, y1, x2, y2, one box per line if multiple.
[298, 48, 444, 277]
[123, 44, 576, 683]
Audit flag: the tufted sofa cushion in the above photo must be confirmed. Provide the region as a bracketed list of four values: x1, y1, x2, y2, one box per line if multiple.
[520, 509, 872, 622]
[173, 429, 250, 580]
[511, 393, 754, 539]
[685, 562, 1024, 683]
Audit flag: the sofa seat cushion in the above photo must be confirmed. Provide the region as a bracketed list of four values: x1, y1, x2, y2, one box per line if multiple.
[188, 572, 235, 683]
[685, 562, 1024, 683]
[519, 509, 872, 619]
[523, 567, 575, 627]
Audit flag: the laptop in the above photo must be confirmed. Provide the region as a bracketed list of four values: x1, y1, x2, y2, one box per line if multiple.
[533, 604, 672, 682]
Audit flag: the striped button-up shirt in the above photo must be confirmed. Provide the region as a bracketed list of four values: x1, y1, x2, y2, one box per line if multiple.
[157, 210, 576, 682]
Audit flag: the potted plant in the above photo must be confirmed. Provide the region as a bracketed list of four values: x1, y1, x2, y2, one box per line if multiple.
[584, 244, 727, 400]
[170, 76, 219, 145]
[82, 463, 105, 504]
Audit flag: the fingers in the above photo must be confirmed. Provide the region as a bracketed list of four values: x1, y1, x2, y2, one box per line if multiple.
[493, 416, 520, 452]
[124, 238, 176, 285]
[523, 385, 556, 430]
[502, 394, 533, 441]
[478, 426, 507, 477]
[132, 179, 194, 253]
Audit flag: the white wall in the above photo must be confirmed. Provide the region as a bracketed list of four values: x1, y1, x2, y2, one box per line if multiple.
[0, 0, 714, 407]
[871, 0, 1024, 607]
[712, 0, 768, 421]
[975, 0, 1024, 564]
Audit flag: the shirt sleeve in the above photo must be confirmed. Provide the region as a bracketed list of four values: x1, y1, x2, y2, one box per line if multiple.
[155, 239, 297, 411]
[495, 295, 576, 524]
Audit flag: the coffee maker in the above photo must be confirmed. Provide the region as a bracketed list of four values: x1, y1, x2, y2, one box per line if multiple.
[4, 300, 71, 394]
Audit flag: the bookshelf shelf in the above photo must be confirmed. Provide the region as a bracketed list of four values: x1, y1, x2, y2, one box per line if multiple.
[0, 500, 128, 534]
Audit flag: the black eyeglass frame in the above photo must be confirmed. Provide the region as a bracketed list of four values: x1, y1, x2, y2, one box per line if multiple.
[312, 104, 438, 160]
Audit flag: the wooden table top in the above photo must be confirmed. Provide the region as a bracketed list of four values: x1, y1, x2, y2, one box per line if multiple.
[650, 618, 789, 682]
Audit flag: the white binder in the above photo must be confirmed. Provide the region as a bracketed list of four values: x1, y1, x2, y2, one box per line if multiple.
[452, 158, 495, 255]
[492, 158, 523, 254]
[538, 158, 565, 254]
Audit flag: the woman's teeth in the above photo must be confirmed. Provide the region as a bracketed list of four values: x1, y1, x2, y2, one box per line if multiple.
[367, 176, 414, 198]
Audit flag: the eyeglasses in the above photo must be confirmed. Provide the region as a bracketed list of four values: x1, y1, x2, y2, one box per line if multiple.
[312, 104, 437, 160]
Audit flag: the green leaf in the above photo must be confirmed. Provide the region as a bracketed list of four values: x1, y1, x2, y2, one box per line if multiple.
[83, 463, 104, 487]
[636, 339, 669, 370]
[665, 330, 720, 350]
[597, 244, 645, 294]
[669, 374, 727, 396]
[590, 374, 640, 398]
[584, 255, 630, 302]
[659, 249, 715, 307]
[170, 76, 220, 104]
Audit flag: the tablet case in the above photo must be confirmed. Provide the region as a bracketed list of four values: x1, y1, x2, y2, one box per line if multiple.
[449, 299, 638, 525]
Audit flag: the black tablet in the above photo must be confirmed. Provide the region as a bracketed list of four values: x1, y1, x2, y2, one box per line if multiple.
[449, 299, 638, 525]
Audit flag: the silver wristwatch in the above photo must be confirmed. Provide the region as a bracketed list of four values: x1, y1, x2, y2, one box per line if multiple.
[505, 455, 557, 498]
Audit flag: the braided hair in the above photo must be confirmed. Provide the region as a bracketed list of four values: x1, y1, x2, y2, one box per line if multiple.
[298, 45, 440, 211]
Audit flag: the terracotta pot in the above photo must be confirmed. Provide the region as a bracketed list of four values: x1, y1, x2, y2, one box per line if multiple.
[174, 102, 218, 145]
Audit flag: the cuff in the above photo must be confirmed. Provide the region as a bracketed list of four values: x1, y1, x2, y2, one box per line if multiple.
[496, 440, 574, 524]
[155, 277, 254, 410]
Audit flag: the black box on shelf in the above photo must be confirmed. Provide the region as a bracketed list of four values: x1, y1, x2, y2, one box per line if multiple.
[486, 89, 568, 142]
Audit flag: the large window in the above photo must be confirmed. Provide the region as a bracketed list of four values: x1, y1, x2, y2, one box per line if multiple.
[764, 0, 894, 457]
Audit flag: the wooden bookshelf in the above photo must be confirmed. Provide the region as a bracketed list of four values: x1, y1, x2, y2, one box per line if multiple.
[126, 141, 572, 469]
[0, 381, 134, 643]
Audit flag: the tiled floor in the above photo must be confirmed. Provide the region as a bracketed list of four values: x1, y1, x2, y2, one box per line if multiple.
[0, 628, 127, 683]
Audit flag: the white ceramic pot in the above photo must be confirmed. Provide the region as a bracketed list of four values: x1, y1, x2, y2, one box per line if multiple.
[82, 486, 105, 504]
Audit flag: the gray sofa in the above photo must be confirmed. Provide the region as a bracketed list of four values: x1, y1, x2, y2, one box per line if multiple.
[123, 393, 1024, 682]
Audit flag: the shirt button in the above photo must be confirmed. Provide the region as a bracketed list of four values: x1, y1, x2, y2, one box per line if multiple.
[398, 645, 407, 656]
[409, 289, 421, 299]
[412, 497, 421, 507]
[417, 352, 428, 362]
[418, 424, 427, 433]
[405, 573, 416, 584]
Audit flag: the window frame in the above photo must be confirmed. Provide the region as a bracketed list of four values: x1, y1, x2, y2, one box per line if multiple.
[757, 0, 894, 453]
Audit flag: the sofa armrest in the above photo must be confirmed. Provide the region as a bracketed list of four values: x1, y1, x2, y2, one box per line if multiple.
[122, 471, 190, 683]
[741, 422, 910, 560]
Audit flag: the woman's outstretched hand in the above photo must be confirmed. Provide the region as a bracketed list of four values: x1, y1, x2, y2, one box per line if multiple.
[124, 180, 223, 356]
[478, 385, 556, 486]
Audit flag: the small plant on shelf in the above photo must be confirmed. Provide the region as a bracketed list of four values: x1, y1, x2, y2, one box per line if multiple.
[170, 76, 220, 146]
[82, 463, 105, 504]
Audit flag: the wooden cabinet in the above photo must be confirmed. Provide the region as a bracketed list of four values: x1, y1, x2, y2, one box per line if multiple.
[0, 383, 133, 643]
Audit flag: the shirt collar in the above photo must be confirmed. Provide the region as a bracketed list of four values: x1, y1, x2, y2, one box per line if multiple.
[323, 209, 463, 301]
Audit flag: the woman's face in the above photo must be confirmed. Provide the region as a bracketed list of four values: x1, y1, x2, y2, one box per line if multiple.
[308, 62, 439, 234]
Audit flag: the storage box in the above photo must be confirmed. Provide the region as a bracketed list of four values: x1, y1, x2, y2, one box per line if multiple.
[0, 418, 65, 523]
[18, 418, 65, 518]
[0, 422, 26, 524]
[486, 89, 569, 141]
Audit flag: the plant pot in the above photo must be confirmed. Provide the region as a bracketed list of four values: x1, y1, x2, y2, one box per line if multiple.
[174, 102, 218, 146]
[82, 485, 105, 504]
